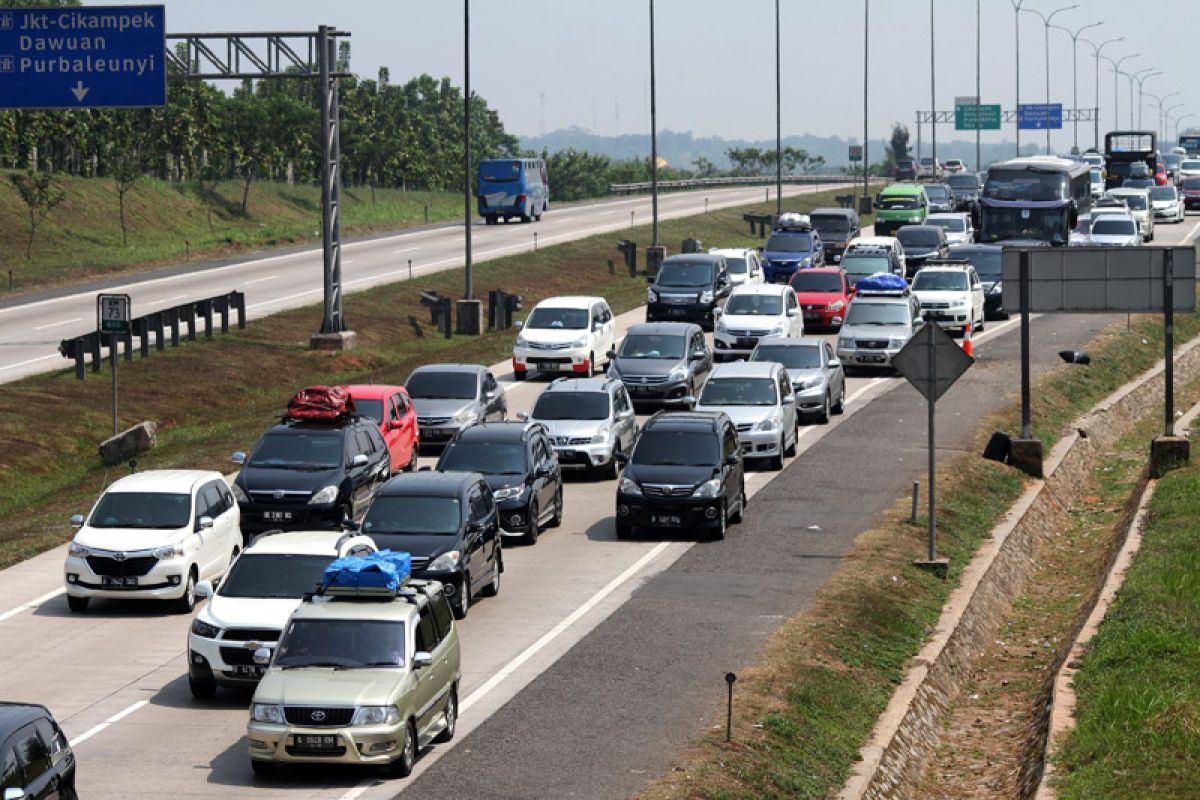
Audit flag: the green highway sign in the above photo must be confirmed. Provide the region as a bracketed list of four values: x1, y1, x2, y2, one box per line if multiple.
[97, 293, 131, 334]
[955, 103, 1001, 131]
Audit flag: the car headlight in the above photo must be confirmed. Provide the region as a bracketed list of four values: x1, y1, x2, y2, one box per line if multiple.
[699, 290, 714, 304]
[647, 288, 659, 303]
[668, 366, 689, 383]
[950, 299, 966, 308]
[619, 477, 643, 496]
[799, 257, 811, 268]
[572, 336, 589, 348]
[909, 216, 922, 222]
[453, 407, 477, 424]
[797, 376, 824, 390]
[352, 706, 401, 727]
[68, 541, 91, 559]
[515, 334, 530, 347]
[890, 338, 908, 348]
[770, 324, 787, 336]
[230, 483, 248, 503]
[827, 300, 844, 311]
[837, 337, 854, 350]
[309, 485, 340, 505]
[427, 551, 461, 572]
[492, 485, 524, 501]
[591, 429, 610, 444]
[756, 416, 780, 432]
[153, 545, 186, 560]
[251, 703, 285, 724]
[191, 618, 221, 638]
[692, 478, 722, 498]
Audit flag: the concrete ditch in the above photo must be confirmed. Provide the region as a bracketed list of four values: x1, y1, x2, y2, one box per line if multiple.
[838, 331, 1200, 800]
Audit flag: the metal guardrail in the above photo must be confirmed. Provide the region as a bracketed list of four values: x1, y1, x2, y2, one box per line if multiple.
[59, 291, 246, 380]
[608, 174, 867, 195]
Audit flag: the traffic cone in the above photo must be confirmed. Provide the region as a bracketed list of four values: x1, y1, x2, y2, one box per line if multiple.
[962, 320, 974, 357]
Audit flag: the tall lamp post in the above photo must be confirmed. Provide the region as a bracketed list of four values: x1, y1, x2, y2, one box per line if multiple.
[1164, 103, 1185, 146]
[1050, 20, 1101, 153]
[463, 0, 473, 302]
[1127, 67, 1155, 128]
[1153, 92, 1181, 144]
[863, 0, 869, 204]
[648, 0, 658, 248]
[774, 0, 781, 216]
[929, 0, 937, 166]
[975, 0, 981, 171]
[1102, 53, 1140, 132]
[1009, 0, 1029, 156]
[1020, 3, 1077, 154]
[1082, 36, 1123, 149]
[1133, 69, 1161, 129]
[1173, 113, 1195, 146]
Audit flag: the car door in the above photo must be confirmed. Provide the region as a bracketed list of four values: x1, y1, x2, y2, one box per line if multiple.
[194, 482, 227, 580]
[412, 605, 444, 735]
[463, 485, 490, 594]
[613, 386, 637, 453]
[688, 330, 711, 387]
[777, 370, 797, 434]
[721, 424, 744, 511]
[379, 394, 403, 471]
[1, 737, 25, 799]
[482, 372, 505, 420]
[428, 590, 459, 703]
[784, 288, 803, 337]
[11, 723, 56, 800]
[969, 268, 984, 324]
[531, 433, 559, 513]
[203, 480, 239, 572]
[345, 428, 374, 513]
[747, 252, 763, 283]
[824, 341, 845, 404]
[475, 480, 501, 567]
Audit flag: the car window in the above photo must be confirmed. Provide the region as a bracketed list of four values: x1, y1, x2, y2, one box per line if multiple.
[824, 342, 835, 362]
[367, 425, 386, 454]
[0, 743, 19, 791]
[416, 605, 439, 652]
[786, 291, 798, 310]
[32, 720, 66, 764]
[778, 374, 791, 399]
[199, 483, 224, 519]
[468, 487, 490, 521]
[723, 427, 738, 459]
[533, 436, 552, 467]
[14, 725, 50, 786]
[431, 592, 454, 641]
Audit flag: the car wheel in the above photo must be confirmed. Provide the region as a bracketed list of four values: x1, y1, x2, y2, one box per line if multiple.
[189, 673, 217, 700]
[388, 721, 418, 778]
[832, 386, 845, 415]
[434, 688, 458, 743]
[769, 436, 785, 471]
[522, 499, 540, 546]
[480, 555, 501, 598]
[587, 352, 596, 377]
[816, 392, 831, 425]
[729, 485, 746, 524]
[707, 500, 727, 541]
[452, 573, 470, 620]
[173, 569, 198, 614]
[785, 426, 798, 456]
[548, 486, 563, 528]
[250, 759, 276, 777]
[405, 444, 419, 472]
[615, 519, 633, 540]
[67, 595, 89, 613]
[603, 445, 622, 480]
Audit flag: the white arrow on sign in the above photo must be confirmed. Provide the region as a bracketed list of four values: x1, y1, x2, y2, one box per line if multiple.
[70, 81, 89, 102]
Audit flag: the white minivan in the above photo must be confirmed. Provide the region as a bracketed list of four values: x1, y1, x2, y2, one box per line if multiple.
[713, 283, 803, 361]
[512, 295, 617, 379]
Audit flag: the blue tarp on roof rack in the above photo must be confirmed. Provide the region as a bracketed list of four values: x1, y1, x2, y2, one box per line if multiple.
[855, 273, 909, 294]
[323, 551, 412, 593]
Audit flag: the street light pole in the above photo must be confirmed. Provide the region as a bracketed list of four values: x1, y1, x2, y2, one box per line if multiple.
[1164, 102, 1185, 146]
[975, 0, 981, 171]
[463, 0, 472, 301]
[1155, 92, 1181, 145]
[775, 0, 781, 216]
[863, 0, 869, 204]
[930, 0, 936, 167]
[1082, 36, 1122, 149]
[1174, 113, 1195, 145]
[1051, 21, 1101, 153]
[1010, 0, 1028, 157]
[648, 0, 658, 248]
[1020, 4, 1076, 154]
[1132, 69, 1160, 129]
[1103, 53, 1140, 131]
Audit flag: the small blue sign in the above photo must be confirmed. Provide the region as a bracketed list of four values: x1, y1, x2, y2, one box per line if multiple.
[0, 5, 165, 109]
[1018, 103, 1063, 131]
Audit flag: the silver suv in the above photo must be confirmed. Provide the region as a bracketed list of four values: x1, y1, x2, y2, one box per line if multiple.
[836, 287, 923, 371]
[521, 376, 637, 479]
[694, 361, 798, 471]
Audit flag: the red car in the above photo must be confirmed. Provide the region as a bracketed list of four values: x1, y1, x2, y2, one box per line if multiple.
[1156, 161, 1169, 186]
[345, 384, 419, 473]
[788, 267, 852, 330]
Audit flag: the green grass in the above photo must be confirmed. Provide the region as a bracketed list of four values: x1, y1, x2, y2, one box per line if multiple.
[1052, 460, 1200, 799]
[0, 172, 461, 293]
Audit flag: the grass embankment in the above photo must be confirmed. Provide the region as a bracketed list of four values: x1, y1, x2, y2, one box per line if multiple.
[1053, 441, 1200, 798]
[641, 311, 1200, 800]
[0, 172, 461, 293]
[0, 189, 842, 568]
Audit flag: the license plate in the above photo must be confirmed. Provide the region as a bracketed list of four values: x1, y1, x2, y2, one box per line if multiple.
[294, 734, 339, 750]
[860, 354, 886, 364]
[263, 511, 292, 522]
[232, 664, 265, 678]
[669, 308, 685, 316]
[534, 361, 565, 371]
[631, 385, 653, 395]
[804, 313, 822, 321]
[652, 514, 682, 527]
[554, 449, 578, 459]
[736, 338, 757, 348]
[102, 576, 137, 588]
[668, 295, 690, 304]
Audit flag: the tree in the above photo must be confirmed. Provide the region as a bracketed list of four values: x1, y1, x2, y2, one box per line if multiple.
[726, 147, 765, 176]
[885, 123, 911, 173]
[111, 152, 142, 247]
[196, 164, 221, 234]
[692, 156, 718, 178]
[10, 171, 65, 260]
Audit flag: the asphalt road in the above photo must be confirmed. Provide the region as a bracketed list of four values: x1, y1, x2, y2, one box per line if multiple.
[0, 216, 1195, 800]
[0, 182, 846, 384]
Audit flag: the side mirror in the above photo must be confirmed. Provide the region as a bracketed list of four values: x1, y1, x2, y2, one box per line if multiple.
[645, 275, 656, 284]
[829, 358, 842, 369]
[389, 419, 404, 430]
[484, 390, 497, 401]
[196, 516, 214, 531]
[195, 580, 214, 599]
[516, 411, 529, 422]
[70, 514, 84, 528]
[713, 307, 723, 318]
[724, 453, 740, 466]
[253, 647, 272, 667]
[606, 349, 617, 360]
[787, 308, 799, 317]
[351, 453, 369, 468]
[782, 395, 796, 404]
[413, 651, 434, 670]
[514, 320, 524, 331]
[613, 451, 628, 465]
[231, 451, 247, 466]
[535, 467, 552, 479]
[690, 350, 706, 361]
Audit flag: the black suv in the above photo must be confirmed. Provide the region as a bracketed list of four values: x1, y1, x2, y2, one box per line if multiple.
[232, 417, 391, 538]
[809, 208, 861, 264]
[0, 703, 76, 800]
[895, 225, 950, 277]
[646, 254, 731, 331]
[436, 421, 563, 545]
[362, 471, 502, 620]
[614, 411, 745, 541]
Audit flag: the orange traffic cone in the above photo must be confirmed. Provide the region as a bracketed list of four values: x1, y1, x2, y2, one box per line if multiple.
[962, 320, 974, 357]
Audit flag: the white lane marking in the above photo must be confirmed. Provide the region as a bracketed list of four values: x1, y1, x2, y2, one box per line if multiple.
[32, 316, 83, 331]
[393, 246, 420, 254]
[0, 353, 60, 372]
[1183, 216, 1200, 245]
[0, 587, 65, 623]
[151, 295, 186, 306]
[242, 275, 279, 287]
[71, 700, 149, 746]
[337, 781, 378, 800]
[246, 288, 322, 310]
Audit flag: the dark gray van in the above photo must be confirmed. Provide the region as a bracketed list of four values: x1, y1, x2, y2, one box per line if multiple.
[810, 208, 861, 264]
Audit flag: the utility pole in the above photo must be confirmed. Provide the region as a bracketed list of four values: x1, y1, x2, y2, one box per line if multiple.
[649, 0, 659, 248]
[775, 0, 782, 216]
[1083, 36, 1122, 150]
[929, 0, 936, 167]
[975, 0, 981, 171]
[462, 0, 473, 302]
[863, 0, 870, 203]
[1051, 21, 1102, 153]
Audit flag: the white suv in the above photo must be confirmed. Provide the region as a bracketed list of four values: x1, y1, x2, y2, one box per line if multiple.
[1105, 188, 1154, 242]
[911, 263, 984, 332]
[709, 247, 764, 286]
[713, 283, 803, 361]
[64, 470, 241, 614]
[512, 296, 617, 379]
[187, 529, 377, 698]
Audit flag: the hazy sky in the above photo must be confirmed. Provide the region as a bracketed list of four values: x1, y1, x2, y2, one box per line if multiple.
[155, 0, 1197, 148]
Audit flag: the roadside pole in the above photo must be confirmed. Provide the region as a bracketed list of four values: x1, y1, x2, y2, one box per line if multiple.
[97, 294, 131, 438]
[926, 323, 937, 563]
[110, 332, 119, 437]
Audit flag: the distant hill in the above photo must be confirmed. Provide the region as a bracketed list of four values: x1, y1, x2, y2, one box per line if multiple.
[520, 126, 1040, 172]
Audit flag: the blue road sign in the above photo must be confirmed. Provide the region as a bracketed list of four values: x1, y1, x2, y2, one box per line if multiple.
[0, 5, 165, 109]
[1018, 103, 1063, 130]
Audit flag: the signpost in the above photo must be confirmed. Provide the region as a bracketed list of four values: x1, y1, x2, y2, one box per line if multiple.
[954, 103, 1001, 131]
[1018, 103, 1063, 131]
[97, 293, 131, 437]
[892, 323, 974, 572]
[848, 144, 863, 162]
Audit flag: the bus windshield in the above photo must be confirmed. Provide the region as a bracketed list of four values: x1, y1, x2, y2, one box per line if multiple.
[980, 206, 1069, 244]
[984, 169, 1069, 201]
[479, 160, 522, 183]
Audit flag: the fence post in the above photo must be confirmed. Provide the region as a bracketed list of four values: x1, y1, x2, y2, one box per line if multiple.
[152, 312, 165, 351]
[232, 291, 246, 329]
[88, 332, 102, 373]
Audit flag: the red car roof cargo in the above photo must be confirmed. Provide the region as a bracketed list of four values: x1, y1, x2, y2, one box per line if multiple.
[287, 385, 356, 421]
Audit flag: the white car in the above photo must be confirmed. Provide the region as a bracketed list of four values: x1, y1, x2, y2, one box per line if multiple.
[911, 264, 984, 333]
[1070, 213, 1092, 246]
[709, 247, 764, 286]
[1089, 168, 1105, 198]
[512, 295, 617, 379]
[186, 529, 377, 698]
[1105, 188, 1154, 241]
[845, 236, 908, 277]
[1088, 213, 1141, 247]
[64, 470, 242, 613]
[1150, 185, 1185, 223]
[924, 212, 975, 246]
[1178, 158, 1200, 183]
[713, 283, 803, 361]
[943, 158, 966, 174]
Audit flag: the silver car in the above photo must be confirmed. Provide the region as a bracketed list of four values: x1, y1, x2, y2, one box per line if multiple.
[521, 376, 637, 479]
[694, 361, 798, 471]
[405, 364, 507, 448]
[749, 337, 846, 424]
[836, 290, 924, 370]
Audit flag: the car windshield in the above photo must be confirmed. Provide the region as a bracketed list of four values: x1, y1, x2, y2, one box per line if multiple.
[724, 256, 748, 275]
[353, 398, 384, 423]
[811, 216, 850, 235]
[656, 261, 714, 287]
[897, 228, 942, 248]
[619, 333, 686, 359]
[1112, 194, 1148, 210]
[790, 271, 843, 293]
[924, 186, 951, 201]
[927, 217, 966, 232]
[699, 377, 777, 406]
[913, 271, 969, 291]
[532, 391, 610, 421]
[406, 370, 478, 400]
[362, 496, 463, 535]
[1164, 154, 1184, 168]
[845, 302, 910, 326]
[952, 249, 1001, 278]
[631, 430, 719, 466]
[1151, 186, 1178, 201]
[1184, 177, 1200, 190]
[751, 345, 821, 370]
[920, 158, 935, 166]
[725, 293, 783, 316]
[218, 553, 337, 599]
[842, 255, 892, 276]
[984, 168, 1069, 201]
[947, 175, 978, 189]
[439, 441, 527, 475]
[879, 195, 921, 210]
[88, 492, 191, 529]
[248, 433, 342, 469]
[1091, 218, 1136, 235]
[480, 160, 521, 183]
[526, 306, 589, 330]
[275, 619, 407, 669]
[1183, 161, 1200, 171]
[765, 233, 812, 252]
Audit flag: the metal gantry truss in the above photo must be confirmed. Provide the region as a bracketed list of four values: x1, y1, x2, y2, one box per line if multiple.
[166, 28, 351, 335]
[915, 108, 1099, 124]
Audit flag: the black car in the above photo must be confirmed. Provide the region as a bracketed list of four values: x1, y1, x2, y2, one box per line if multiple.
[895, 158, 918, 181]
[0, 703, 76, 800]
[608, 322, 711, 406]
[922, 183, 956, 213]
[809, 207, 861, 264]
[361, 471, 502, 620]
[614, 411, 745, 541]
[646, 254, 731, 331]
[895, 225, 950, 277]
[435, 421, 563, 545]
[232, 416, 391, 538]
[949, 244, 1004, 318]
[946, 173, 981, 213]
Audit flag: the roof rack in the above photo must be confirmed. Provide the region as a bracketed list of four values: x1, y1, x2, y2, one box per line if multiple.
[854, 273, 911, 296]
[921, 258, 973, 268]
[315, 551, 414, 601]
[773, 212, 812, 231]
